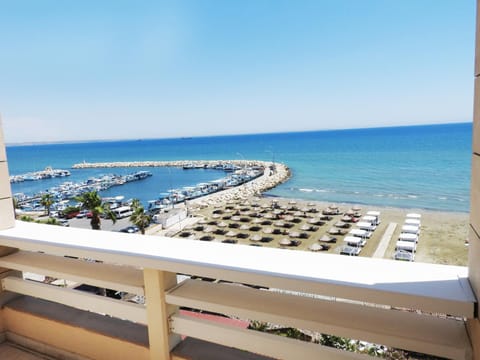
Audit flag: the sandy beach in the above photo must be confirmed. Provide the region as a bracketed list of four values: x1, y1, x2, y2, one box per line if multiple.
[166, 197, 469, 266]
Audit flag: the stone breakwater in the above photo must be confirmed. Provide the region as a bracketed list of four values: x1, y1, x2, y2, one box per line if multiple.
[72, 160, 291, 202]
[73, 160, 273, 169]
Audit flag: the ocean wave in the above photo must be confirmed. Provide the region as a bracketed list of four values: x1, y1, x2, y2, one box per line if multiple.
[299, 188, 314, 192]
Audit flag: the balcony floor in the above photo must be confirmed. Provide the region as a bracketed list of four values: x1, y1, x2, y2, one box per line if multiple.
[0, 342, 55, 360]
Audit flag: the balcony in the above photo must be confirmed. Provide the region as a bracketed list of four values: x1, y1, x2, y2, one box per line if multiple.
[0, 220, 475, 360]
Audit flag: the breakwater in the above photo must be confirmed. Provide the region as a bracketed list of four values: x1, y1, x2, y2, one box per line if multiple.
[73, 160, 271, 169]
[72, 160, 291, 200]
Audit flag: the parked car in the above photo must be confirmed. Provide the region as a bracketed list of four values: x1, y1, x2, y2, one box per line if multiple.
[120, 226, 139, 234]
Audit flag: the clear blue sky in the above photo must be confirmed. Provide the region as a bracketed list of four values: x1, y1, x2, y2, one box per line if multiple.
[0, 0, 475, 143]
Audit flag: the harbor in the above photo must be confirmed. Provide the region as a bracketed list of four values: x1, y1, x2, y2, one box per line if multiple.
[13, 170, 153, 211]
[10, 167, 71, 183]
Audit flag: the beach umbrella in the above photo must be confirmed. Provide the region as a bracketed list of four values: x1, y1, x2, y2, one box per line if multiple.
[231, 216, 241, 221]
[352, 205, 362, 211]
[300, 224, 311, 231]
[284, 215, 294, 222]
[308, 243, 323, 252]
[308, 202, 316, 207]
[279, 238, 292, 246]
[289, 200, 297, 205]
[240, 224, 250, 230]
[251, 234, 262, 242]
[226, 231, 237, 237]
[289, 231, 300, 238]
[198, 219, 207, 225]
[217, 222, 228, 228]
[253, 218, 263, 224]
[212, 214, 220, 219]
[301, 207, 309, 213]
[263, 227, 273, 234]
[319, 235, 336, 243]
[263, 213, 274, 219]
[274, 221, 285, 227]
[328, 228, 339, 235]
[204, 226, 214, 233]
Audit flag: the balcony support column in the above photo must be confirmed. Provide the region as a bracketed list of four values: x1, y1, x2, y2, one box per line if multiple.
[143, 269, 180, 360]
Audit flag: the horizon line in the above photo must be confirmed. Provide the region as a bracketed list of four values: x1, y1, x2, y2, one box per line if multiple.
[5, 120, 472, 147]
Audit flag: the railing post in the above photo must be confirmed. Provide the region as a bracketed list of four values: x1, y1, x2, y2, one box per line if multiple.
[144, 269, 181, 360]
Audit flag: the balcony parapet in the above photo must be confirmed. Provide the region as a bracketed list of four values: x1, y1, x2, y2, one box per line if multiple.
[0, 221, 475, 359]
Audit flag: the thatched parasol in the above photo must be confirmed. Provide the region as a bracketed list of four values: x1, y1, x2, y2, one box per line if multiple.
[251, 234, 262, 242]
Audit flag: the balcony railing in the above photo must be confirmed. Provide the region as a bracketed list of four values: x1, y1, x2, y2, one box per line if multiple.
[0, 220, 475, 360]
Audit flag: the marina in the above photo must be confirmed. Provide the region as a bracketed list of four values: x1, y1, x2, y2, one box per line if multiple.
[10, 167, 71, 183]
[14, 170, 153, 211]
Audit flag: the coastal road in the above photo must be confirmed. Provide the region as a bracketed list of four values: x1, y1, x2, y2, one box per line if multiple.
[66, 217, 135, 232]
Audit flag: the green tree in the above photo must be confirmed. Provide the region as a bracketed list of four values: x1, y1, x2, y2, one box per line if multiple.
[75, 191, 116, 230]
[130, 199, 151, 235]
[40, 193, 54, 216]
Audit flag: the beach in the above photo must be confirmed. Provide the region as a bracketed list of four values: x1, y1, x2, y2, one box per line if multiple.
[165, 196, 469, 266]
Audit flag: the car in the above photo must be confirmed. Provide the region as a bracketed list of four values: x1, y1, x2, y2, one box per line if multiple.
[59, 219, 70, 227]
[120, 226, 139, 233]
[65, 211, 80, 219]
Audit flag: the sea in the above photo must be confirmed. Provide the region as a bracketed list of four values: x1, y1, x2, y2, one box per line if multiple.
[5, 122, 472, 213]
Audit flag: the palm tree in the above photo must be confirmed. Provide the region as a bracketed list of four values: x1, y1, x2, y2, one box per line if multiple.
[75, 191, 116, 230]
[40, 193, 54, 216]
[130, 199, 151, 235]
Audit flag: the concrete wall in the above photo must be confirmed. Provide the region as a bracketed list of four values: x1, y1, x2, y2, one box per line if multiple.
[0, 116, 14, 230]
[469, 2, 480, 358]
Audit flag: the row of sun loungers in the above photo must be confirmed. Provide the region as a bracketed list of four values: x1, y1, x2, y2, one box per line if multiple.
[341, 210, 381, 256]
[394, 213, 421, 261]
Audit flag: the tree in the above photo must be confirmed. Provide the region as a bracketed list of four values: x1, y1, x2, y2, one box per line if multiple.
[40, 193, 54, 216]
[75, 191, 116, 230]
[130, 199, 151, 235]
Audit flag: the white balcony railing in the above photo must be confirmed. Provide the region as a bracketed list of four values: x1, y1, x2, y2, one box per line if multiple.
[0, 220, 475, 360]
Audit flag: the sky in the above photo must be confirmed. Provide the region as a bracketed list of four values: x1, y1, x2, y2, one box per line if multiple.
[0, 1, 476, 143]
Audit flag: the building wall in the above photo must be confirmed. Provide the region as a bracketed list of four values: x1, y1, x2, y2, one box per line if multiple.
[468, 2, 480, 358]
[0, 116, 14, 230]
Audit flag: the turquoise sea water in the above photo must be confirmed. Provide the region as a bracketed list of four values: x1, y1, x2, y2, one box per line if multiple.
[6, 122, 472, 213]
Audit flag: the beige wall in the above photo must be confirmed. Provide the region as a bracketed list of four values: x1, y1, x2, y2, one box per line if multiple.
[469, 2, 480, 358]
[0, 116, 14, 230]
